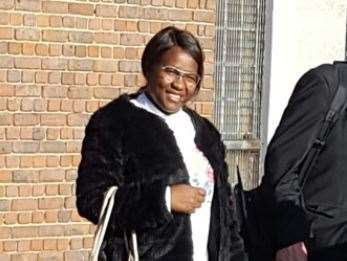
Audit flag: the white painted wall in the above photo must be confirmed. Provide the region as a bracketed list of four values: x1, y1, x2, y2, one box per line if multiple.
[267, 0, 347, 142]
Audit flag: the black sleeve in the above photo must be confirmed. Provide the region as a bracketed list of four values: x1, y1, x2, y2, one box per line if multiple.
[76, 110, 172, 230]
[263, 68, 332, 248]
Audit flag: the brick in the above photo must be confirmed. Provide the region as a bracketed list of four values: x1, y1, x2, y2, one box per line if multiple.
[22, 43, 35, 55]
[169, 9, 192, 21]
[73, 100, 85, 113]
[102, 19, 114, 30]
[49, 44, 62, 56]
[61, 72, 74, 85]
[39, 225, 64, 236]
[46, 184, 59, 195]
[20, 155, 34, 168]
[31, 239, 43, 251]
[70, 238, 83, 250]
[18, 212, 32, 224]
[4, 212, 17, 224]
[96, 4, 117, 17]
[120, 33, 145, 46]
[44, 239, 57, 250]
[43, 86, 68, 98]
[94, 87, 120, 99]
[88, 18, 100, 30]
[0, 227, 11, 239]
[66, 170, 77, 181]
[6, 185, 18, 196]
[36, 72, 49, 84]
[15, 85, 41, 97]
[63, 16, 74, 28]
[86, 73, 98, 86]
[48, 72, 61, 84]
[37, 15, 49, 27]
[0, 113, 12, 126]
[0, 42, 7, 54]
[87, 46, 98, 58]
[144, 8, 169, 20]
[69, 32, 93, 44]
[119, 61, 141, 72]
[5, 127, 20, 139]
[0, 13, 10, 25]
[47, 100, 60, 112]
[33, 99, 46, 112]
[12, 226, 38, 238]
[40, 141, 66, 153]
[50, 16, 63, 27]
[32, 211, 44, 223]
[12, 198, 37, 211]
[0, 85, 14, 96]
[64, 196, 76, 208]
[101, 47, 112, 58]
[40, 114, 66, 126]
[42, 58, 68, 70]
[46, 127, 59, 139]
[54, 239, 68, 252]
[42, 1, 68, 14]
[99, 74, 112, 85]
[13, 170, 39, 182]
[69, 60, 93, 71]
[93, 60, 117, 72]
[23, 14, 36, 26]
[13, 141, 40, 153]
[114, 20, 126, 31]
[75, 73, 86, 85]
[118, 6, 143, 18]
[0, 27, 14, 39]
[113, 47, 125, 59]
[14, 57, 41, 69]
[3, 241, 16, 251]
[75, 46, 86, 57]
[68, 87, 92, 99]
[19, 184, 32, 196]
[36, 44, 49, 56]
[59, 101, 72, 113]
[15, 28, 40, 41]
[21, 98, 34, 111]
[67, 113, 90, 126]
[8, 42, 21, 54]
[18, 241, 31, 252]
[68, 3, 94, 16]
[94, 32, 118, 44]
[0, 0, 14, 9]
[138, 21, 150, 32]
[39, 197, 63, 209]
[14, 113, 39, 126]
[86, 100, 99, 112]
[10, 13, 22, 26]
[7, 98, 20, 111]
[0, 171, 12, 182]
[42, 30, 68, 42]
[75, 17, 87, 29]
[15, 0, 41, 12]
[33, 184, 45, 196]
[0, 56, 14, 68]
[63, 45, 74, 57]
[6, 155, 19, 168]
[194, 11, 215, 22]
[7, 70, 20, 82]
[124, 74, 136, 87]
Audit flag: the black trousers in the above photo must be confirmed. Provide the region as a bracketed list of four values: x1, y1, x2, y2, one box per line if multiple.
[308, 243, 347, 261]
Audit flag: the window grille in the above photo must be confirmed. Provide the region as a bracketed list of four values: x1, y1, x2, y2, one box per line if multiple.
[214, 0, 267, 189]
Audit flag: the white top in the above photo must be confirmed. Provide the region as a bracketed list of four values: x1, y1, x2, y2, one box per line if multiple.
[131, 93, 214, 261]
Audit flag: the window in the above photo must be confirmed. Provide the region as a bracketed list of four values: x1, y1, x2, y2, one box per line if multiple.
[214, 0, 268, 188]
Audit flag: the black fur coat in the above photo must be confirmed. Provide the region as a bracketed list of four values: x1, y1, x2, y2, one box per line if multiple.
[76, 93, 247, 261]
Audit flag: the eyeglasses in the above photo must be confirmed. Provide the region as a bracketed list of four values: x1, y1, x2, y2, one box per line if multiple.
[160, 65, 200, 88]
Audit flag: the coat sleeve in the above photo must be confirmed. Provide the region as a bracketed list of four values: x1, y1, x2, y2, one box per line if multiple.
[263, 67, 333, 248]
[76, 109, 172, 231]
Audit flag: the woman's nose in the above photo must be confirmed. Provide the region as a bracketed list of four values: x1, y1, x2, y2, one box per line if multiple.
[171, 75, 185, 90]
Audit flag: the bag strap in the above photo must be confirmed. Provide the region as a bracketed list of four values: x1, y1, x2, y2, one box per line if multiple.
[90, 186, 140, 261]
[298, 62, 347, 190]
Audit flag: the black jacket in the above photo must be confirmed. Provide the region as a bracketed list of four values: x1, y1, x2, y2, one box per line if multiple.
[76, 93, 247, 261]
[263, 64, 347, 252]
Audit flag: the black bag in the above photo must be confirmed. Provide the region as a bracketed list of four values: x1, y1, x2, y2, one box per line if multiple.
[234, 62, 347, 261]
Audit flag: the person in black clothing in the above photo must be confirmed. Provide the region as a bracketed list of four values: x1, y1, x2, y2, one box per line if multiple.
[263, 64, 347, 261]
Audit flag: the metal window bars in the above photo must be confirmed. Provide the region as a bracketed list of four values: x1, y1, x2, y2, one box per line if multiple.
[214, 0, 266, 189]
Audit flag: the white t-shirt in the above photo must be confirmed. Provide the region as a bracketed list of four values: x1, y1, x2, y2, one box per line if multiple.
[131, 93, 214, 261]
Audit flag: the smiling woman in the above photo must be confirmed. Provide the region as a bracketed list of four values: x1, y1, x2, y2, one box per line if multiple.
[76, 26, 248, 261]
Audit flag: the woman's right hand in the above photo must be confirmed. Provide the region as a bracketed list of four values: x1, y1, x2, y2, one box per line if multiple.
[171, 184, 206, 214]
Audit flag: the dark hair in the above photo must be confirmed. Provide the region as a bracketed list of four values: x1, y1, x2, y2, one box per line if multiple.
[141, 26, 204, 92]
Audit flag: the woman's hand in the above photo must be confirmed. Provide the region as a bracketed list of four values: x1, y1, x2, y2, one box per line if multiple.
[171, 184, 206, 214]
[276, 242, 308, 261]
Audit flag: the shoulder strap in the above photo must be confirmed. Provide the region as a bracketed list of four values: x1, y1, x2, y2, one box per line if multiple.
[299, 62, 347, 189]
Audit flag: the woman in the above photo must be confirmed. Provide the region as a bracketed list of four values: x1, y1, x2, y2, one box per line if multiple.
[76, 26, 247, 261]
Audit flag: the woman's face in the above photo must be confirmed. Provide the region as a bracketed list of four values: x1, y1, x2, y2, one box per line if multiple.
[146, 46, 199, 113]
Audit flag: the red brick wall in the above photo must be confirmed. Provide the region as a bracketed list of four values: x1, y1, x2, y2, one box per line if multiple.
[0, 0, 215, 260]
